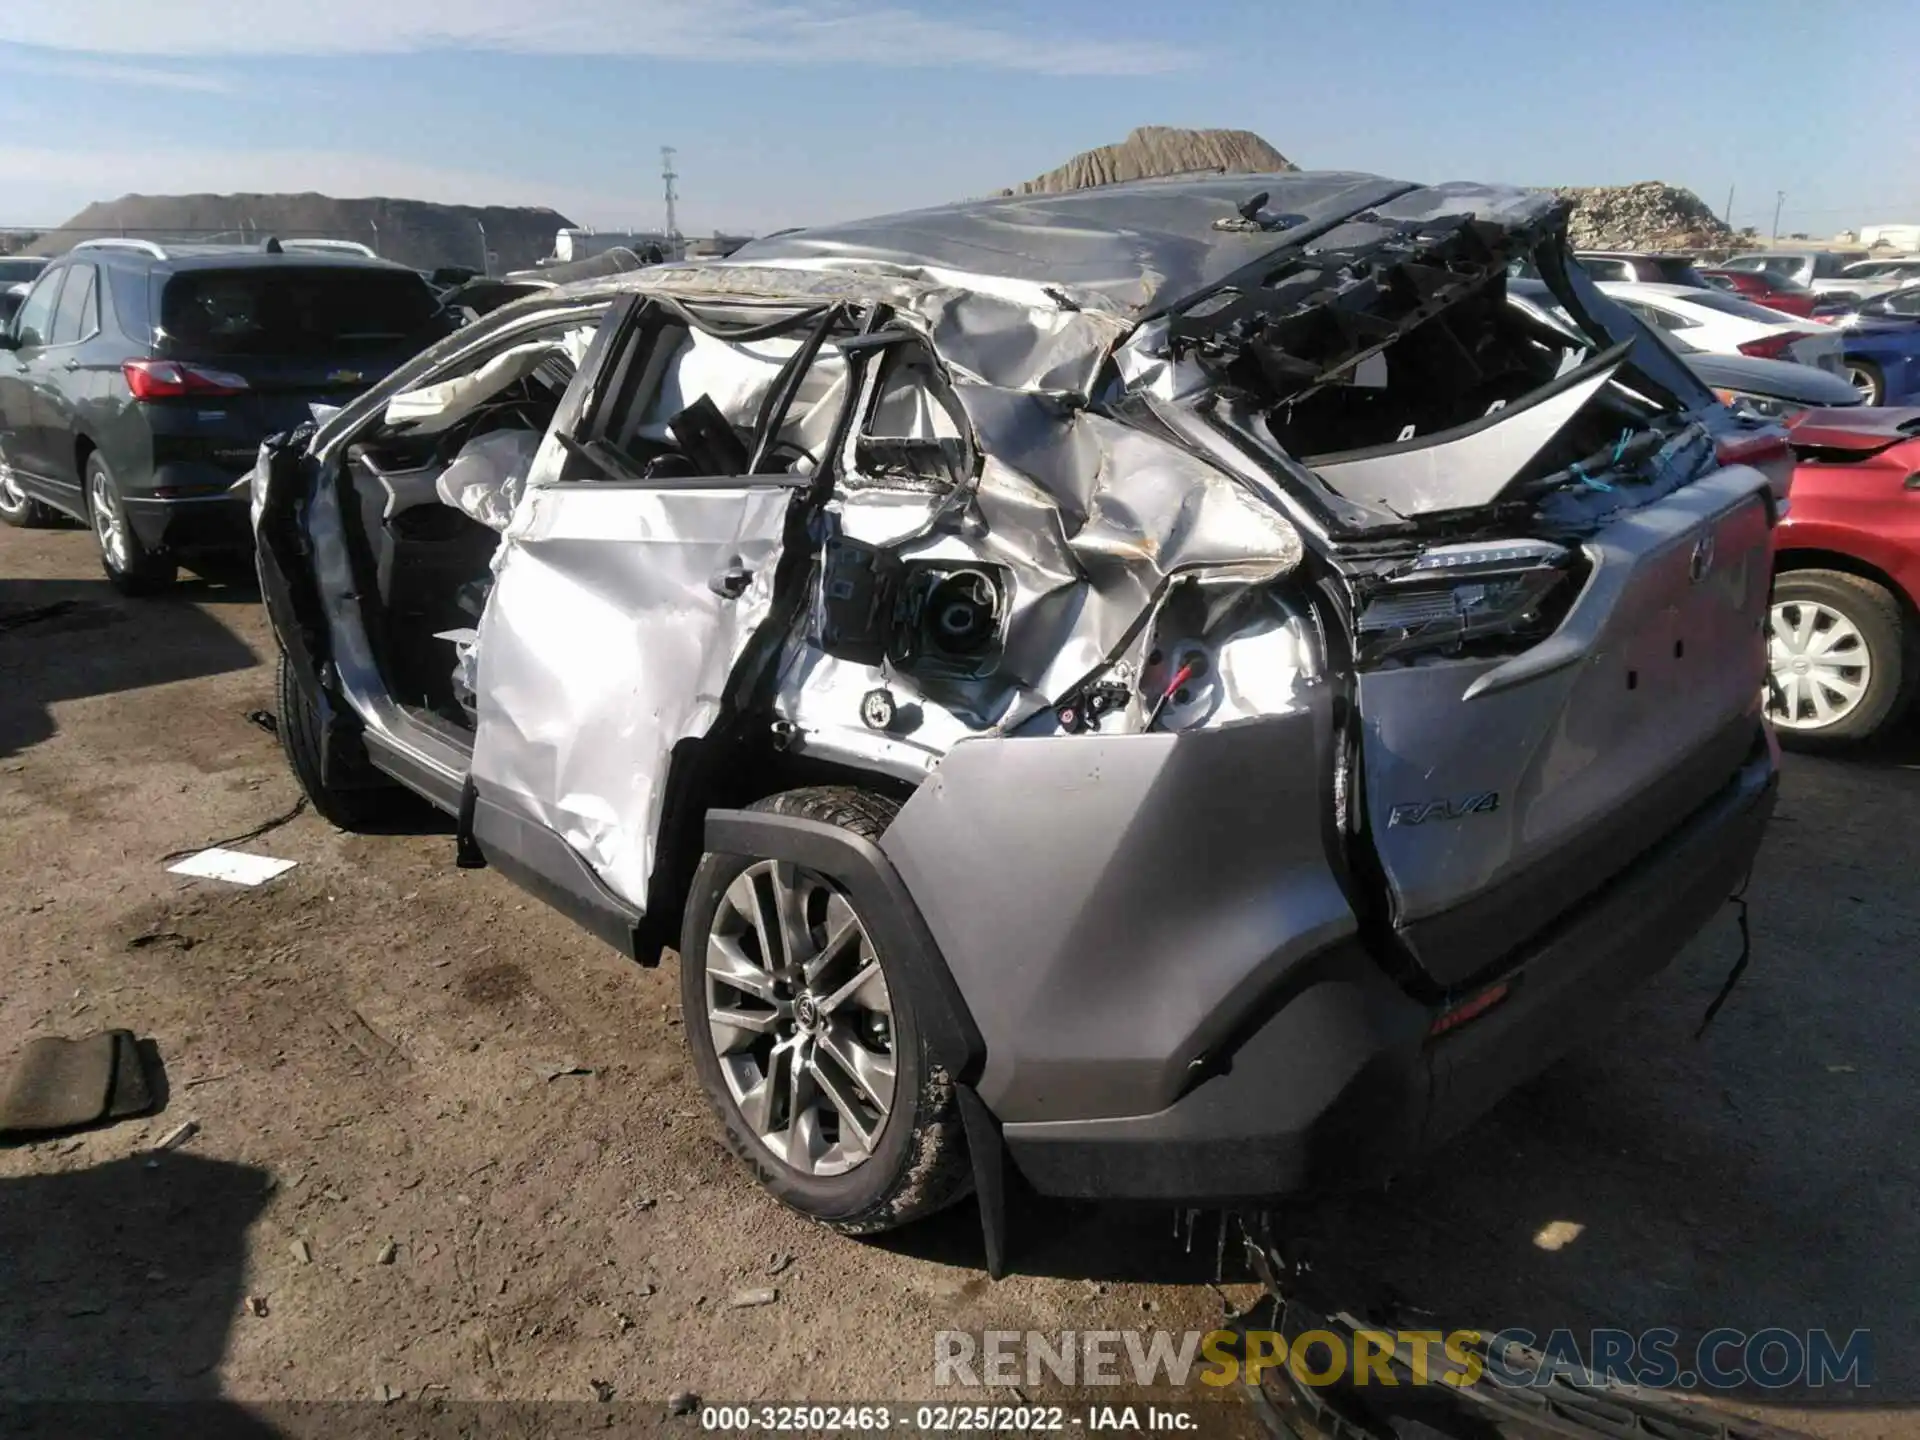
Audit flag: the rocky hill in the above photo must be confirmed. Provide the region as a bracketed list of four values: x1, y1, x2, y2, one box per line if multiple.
[24, 194, 576, 272]
[1553, 182, 1737, 252]
[1003, 125, 1295, 196]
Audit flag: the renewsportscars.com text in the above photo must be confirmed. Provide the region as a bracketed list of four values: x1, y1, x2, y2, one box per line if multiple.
[934, 1327, 1872, 1391]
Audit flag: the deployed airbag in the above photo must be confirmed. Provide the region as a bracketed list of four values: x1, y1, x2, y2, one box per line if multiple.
[436, 428, 543, 532]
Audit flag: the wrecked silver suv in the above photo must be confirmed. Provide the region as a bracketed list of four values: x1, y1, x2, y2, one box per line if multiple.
[254, 173, 1782, 1249]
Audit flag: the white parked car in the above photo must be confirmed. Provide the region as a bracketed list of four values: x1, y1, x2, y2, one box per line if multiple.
[1840, 256, 1920, 288]
[1597, 282, 1844, 372]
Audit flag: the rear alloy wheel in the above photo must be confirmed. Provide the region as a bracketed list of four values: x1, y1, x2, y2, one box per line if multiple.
[85, 452, 175, 595]
[1845, 357, 1886, 406]
[680, 787, 970, 1234]
[1767, 570, 1911, 747]
[0, 447, 57, 528]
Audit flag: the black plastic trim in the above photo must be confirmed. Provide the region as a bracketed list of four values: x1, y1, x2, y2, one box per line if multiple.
[472, 795, 647, 963]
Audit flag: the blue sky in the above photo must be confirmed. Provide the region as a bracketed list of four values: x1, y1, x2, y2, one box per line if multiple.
[1, 0, 1915, 239]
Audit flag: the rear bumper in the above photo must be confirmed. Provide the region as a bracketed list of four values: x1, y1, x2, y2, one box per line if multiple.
[1002, 730, 1778, 1203]
[122, 463, 252, 553]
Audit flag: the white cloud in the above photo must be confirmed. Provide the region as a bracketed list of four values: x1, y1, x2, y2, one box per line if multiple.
[0, 0, 1190, 77]
[0, 50, 230, 92]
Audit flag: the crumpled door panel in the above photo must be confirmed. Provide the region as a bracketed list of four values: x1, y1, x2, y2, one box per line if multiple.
[468, 482, 791, 908]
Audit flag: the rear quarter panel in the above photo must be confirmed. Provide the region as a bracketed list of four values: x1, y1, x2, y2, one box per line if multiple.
[1777, 445, 1920, 610]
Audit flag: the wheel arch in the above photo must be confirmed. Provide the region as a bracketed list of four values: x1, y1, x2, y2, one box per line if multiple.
[1774, 545, 1920, 622]
[637, 731, 919, 966]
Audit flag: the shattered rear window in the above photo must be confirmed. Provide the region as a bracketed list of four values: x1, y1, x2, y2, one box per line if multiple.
[159, 267, 442, 357]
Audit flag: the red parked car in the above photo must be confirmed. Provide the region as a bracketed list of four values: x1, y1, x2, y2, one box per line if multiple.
[1702, 267, 1821, 319]
[1770, 407, 1920, 745]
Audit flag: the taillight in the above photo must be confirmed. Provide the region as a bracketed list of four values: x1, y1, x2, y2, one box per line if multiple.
[1736, 333, 1800, 360]
[122, 359, 250, 400]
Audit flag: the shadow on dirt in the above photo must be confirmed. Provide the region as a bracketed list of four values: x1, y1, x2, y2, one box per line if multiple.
[0, 1151, 278, 1423]
[0, 577, 260, 759]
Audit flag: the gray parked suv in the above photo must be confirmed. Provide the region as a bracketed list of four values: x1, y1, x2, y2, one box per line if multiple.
[254, 173, 1781, 1248]
[0, 238, 448, 591]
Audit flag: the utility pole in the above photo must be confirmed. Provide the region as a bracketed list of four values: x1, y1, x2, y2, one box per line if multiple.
[1723, 185, 1735, 228]
[1772, 191, 1786, 243]
[662, 145, 680, 243]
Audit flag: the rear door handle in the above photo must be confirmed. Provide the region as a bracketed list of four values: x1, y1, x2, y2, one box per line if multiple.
[62, 359, 81, 372]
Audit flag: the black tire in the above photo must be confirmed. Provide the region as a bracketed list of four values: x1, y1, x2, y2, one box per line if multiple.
[1768, 569, 1913, 749]
[0, 451, 58, 529]
[84, 451, 175, 595]
[679, 786, 971, 1234]
[275, 649, 403, 829]
[1844, 356, 1886, 406]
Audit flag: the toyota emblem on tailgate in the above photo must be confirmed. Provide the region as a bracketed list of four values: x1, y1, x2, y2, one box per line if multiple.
[1689, 532, 1716, 583]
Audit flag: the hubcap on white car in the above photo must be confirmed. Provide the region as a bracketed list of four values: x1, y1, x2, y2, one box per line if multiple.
[1768, 599, 1870, 730]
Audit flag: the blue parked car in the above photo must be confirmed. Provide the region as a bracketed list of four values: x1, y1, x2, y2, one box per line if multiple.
[1812, 285, 1920, 404]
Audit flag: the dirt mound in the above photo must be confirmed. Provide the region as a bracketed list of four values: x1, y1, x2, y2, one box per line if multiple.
[1004, 125, 1295, 196]
[1554, 182, 1735, 252]
[26, 193, 575, 273]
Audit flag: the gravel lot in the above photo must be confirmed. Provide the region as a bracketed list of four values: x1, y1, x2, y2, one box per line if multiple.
[1, 521, 1913, 1437]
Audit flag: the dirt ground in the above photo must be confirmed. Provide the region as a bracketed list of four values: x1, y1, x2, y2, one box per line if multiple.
[1, 520, 1914, 1438]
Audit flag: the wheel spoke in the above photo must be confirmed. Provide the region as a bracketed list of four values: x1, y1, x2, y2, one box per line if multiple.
[709, 1003, 783, 1036]
[808, 1046, 883, 1156]
[737, 1038, 795, 1137]
[803, 898, 864, 987]
[817, 956, 886, 1016]
[782, 1045, 822, 1175]
[820, 1024, 896, 1115]
[1806, 619, 1854, 658]
[748, 869, 786, 975]
[1814, 671, 1863, 704]
[772, 862, 813, 976]
[705, 931, 775, 1000]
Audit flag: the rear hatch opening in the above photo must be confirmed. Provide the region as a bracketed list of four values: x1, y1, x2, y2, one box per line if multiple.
[1144, 209, 1779, 992]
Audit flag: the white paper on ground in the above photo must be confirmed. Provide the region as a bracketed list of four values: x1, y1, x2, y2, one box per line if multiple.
[167, 848, 298, 887]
